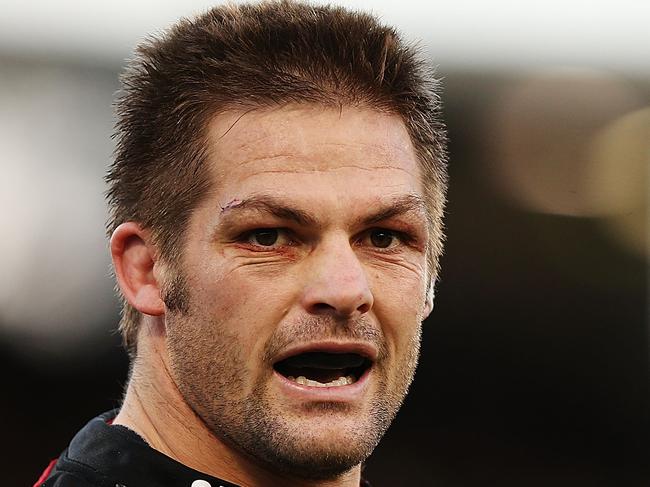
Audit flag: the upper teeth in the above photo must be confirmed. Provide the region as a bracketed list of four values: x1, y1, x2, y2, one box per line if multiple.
[288, 375, 355, 387]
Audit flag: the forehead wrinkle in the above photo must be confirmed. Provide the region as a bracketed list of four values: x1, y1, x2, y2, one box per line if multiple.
[220, 143, 415, 170]
[232, 165, 420, 180]
[234, 140, 415, 161]
[212, 121, 416, 161]
[313, 140, 417, 158]
[224, 131, 279, 152]
[229, 152, 301, 168]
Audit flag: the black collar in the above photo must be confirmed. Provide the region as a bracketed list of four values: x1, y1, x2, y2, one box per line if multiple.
[52, 410, 371, 487]
[60, 410, 242, 487]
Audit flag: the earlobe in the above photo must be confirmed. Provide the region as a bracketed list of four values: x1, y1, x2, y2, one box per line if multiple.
[111, 223, 165, 317]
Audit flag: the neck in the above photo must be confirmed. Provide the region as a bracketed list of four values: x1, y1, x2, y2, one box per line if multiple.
[113, 319, 361, 487]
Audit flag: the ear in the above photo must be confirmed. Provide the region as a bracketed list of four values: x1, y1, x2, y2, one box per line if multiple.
[423, 280, 435, 319]
[110, 222, 165, 317]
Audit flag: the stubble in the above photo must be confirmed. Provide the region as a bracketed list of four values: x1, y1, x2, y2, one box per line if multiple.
[163, 274, 422, 480]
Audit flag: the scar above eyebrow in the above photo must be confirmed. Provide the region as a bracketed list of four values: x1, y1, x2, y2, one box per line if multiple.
[220, 198, 243, 212]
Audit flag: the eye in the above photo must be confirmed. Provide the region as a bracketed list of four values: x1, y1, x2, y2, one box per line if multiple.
[368, 229, 400, 249]
[250, 229, 280, 246]
[243, 228, 294, 248]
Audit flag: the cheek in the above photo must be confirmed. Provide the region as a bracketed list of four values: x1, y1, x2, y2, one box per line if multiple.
[372, 272, 426, 357]
[190, 263, 298, 351]
[191, 258, 258, 309]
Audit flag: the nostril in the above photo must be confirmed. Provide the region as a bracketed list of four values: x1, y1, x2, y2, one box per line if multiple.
[357, 302, 371, 314]
[307, 299, 372, 317]
[310, 302, 337, 315]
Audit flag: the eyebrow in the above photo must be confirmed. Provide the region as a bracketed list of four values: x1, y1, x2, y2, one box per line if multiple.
[217, 192, 428, 228]
[219, 194, 318, 226]
[358, 193, 429, 227]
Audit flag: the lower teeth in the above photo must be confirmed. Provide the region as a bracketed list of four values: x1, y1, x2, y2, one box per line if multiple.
[288, 375, 355, 387]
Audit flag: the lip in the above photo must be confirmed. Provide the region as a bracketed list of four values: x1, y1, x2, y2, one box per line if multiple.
[271, 341, 377, 402]
[272, 340, 379, 364]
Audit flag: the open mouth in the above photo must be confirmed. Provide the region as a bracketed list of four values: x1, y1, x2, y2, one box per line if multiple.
[273, 351, 372, 388]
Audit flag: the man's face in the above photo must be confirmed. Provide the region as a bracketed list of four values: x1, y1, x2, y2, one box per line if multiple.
[164, 105, 432, 479]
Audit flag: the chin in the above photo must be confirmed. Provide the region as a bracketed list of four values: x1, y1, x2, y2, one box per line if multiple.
[232, 401, 391, 481]
[251, 429, 376, 481]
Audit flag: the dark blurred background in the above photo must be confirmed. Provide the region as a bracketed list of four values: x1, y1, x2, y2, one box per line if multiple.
[1, 1, 648, 486]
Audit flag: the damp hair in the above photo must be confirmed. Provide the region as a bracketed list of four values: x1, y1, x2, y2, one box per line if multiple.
[107, 0, 448, 357]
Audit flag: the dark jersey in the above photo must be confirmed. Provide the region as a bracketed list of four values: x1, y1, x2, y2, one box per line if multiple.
[35, 410, 372, 487]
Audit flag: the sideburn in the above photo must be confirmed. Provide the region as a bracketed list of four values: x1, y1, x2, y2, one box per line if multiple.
[162, 272, 191, 315]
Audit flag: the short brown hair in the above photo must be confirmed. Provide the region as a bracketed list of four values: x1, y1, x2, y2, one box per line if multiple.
[107, 0, 448, 357]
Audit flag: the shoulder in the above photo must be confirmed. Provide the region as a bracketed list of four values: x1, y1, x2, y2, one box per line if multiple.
[34, 450, 108, 487]
[34, 411, 119, 487]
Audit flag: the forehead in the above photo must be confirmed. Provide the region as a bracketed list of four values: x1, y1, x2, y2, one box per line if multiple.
[204, 104, 423, 208]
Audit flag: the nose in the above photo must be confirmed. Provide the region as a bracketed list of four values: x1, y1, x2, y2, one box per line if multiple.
[300, 237, 374, 318]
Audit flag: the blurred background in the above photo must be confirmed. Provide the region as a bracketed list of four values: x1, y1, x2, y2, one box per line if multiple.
[1, 1, 648, 485]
